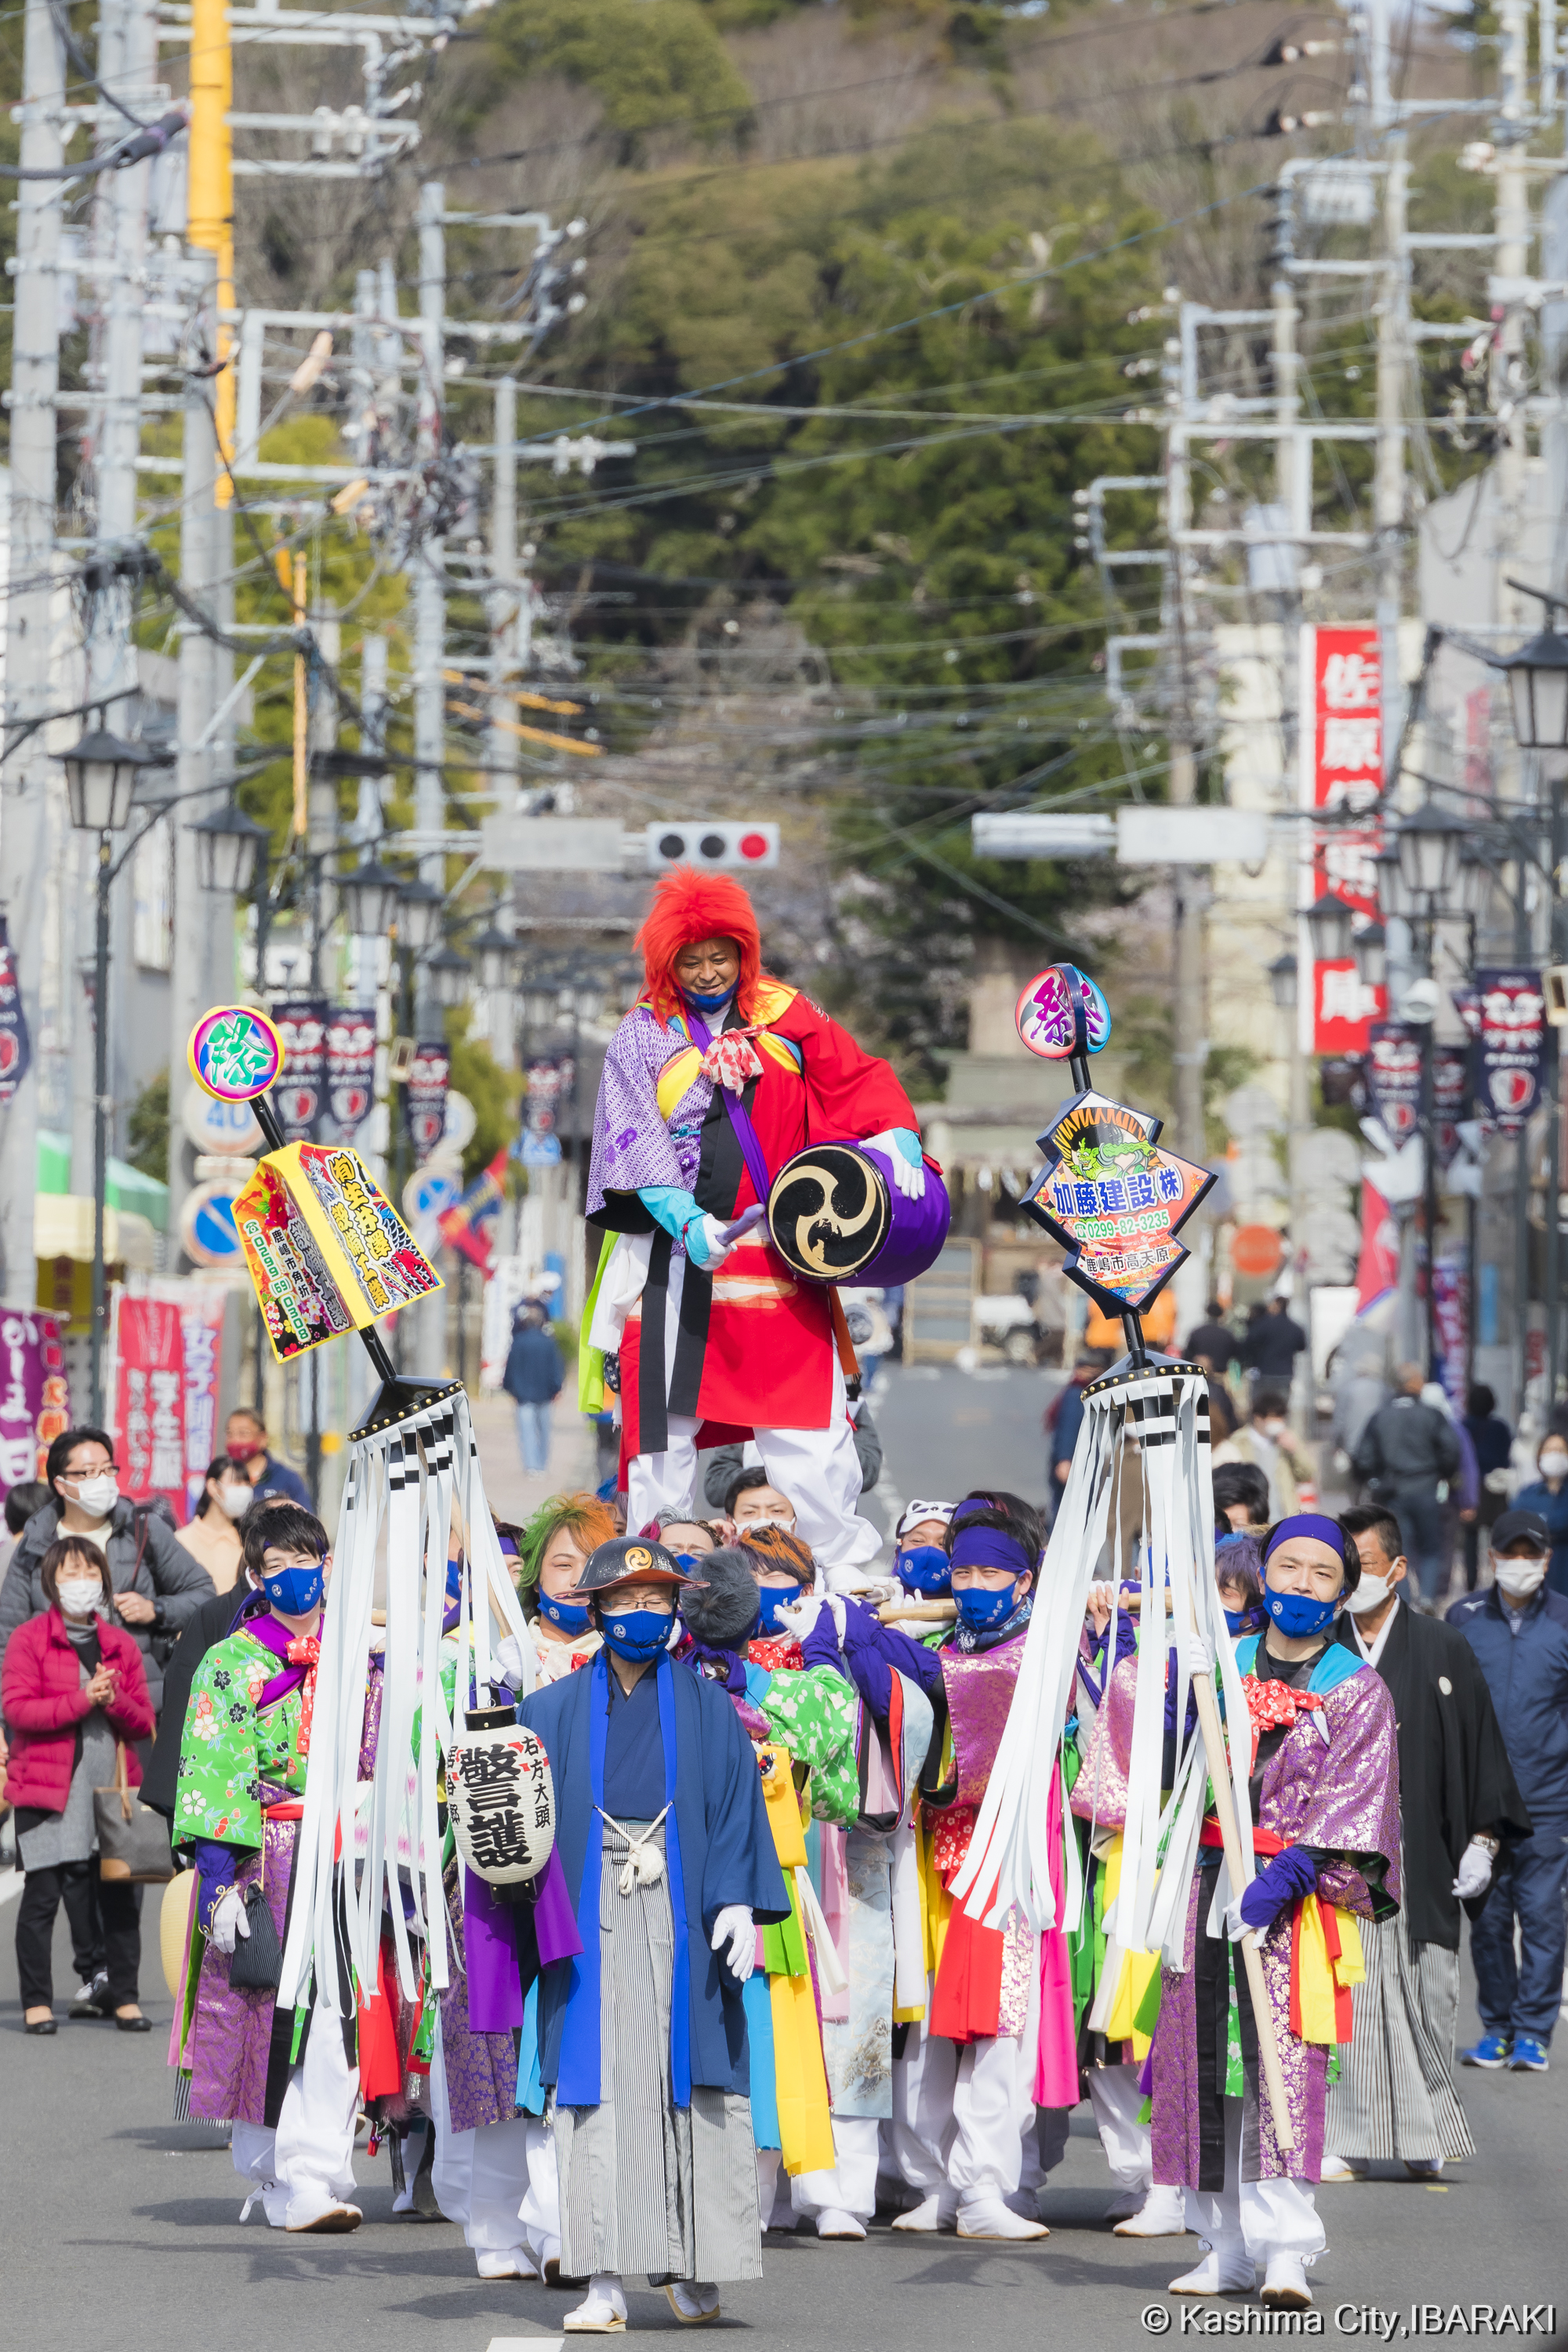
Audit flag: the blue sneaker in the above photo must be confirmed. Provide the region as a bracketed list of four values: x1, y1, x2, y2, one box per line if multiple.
[1460, 2033, 1512, 2068]
[1509, 2034, 1550, 2072]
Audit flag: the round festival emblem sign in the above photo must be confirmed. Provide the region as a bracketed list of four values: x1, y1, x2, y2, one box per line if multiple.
[1014, 964, 1112, 1062]
[188, 1006, 285, 1103]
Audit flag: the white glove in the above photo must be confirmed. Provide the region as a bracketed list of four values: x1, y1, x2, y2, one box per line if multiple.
[209, 1884, 251, 1956]
[495, 1632, 526, 1692]
[684, 1213, 736, 1272]
[1223, 1896, 1250, 1943]
[774, 1592, 824, 1642]
[1452, 1838, 1495, 1900]
[1184, 1628, 1213, 1681]
[867, 1127, 927, 1201]
[711, 1903, 757, 1982]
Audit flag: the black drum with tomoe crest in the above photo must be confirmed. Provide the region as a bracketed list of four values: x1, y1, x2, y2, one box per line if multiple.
[765, 1139, 950, 1287]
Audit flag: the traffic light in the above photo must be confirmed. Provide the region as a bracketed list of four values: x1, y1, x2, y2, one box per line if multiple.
[644, 820, 779, 872]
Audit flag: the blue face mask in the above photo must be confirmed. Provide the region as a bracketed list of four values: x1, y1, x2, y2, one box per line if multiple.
[539, 1592, 592, 1636]
[1224, 1607, 1248, 1636]
[684, 985, 735, 1014]
[599, 1606, 673, 1664]
[954, 1577, 1022, 1634]
[896, 1544, 951, 1597]
[1264, 1586, 1340, 1639]
[756, 1586, 797, 1635]
[262, 1560, 325, 1617]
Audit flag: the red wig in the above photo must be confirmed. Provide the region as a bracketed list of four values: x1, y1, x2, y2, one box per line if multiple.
[637, 866, 768, 1025]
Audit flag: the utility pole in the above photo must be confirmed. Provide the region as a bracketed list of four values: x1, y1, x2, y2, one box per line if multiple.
[1494, 0, 1531, 631]
[168, 251, 220, 1265]
[414, 178, 446, 1046]
[1375, 134, 1409, 786]
[0, 0, 67, 1304]
[488, 374, 523, 811]
[1163, 342, 1207, 1167]
[413, 180, 448, 1370]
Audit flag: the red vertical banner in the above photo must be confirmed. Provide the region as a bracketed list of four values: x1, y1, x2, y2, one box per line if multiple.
[1301, 624, 1385, 1053]
[115, 1297, 187, 1519]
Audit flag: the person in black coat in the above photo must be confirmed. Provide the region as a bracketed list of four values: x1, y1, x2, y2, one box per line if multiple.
[1322, 1505, 1530, 2178]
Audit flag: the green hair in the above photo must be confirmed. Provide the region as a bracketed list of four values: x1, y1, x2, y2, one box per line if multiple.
[513, 1491, 618, 1592]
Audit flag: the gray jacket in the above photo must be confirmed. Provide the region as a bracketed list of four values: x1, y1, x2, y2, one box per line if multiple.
[1352, 1396, 1461, 1494]
[0, 1497, 213, 1715]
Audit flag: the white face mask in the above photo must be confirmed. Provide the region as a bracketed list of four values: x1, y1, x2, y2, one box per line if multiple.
[1540, 1452, 1568, 1481]
[1345, 1570, 1395, 1616]
[67, 1472, 118, 1518]
[1496, 1556, 1548, 1600]
[217, 1483, 252, 1522]
[1258, 1421, 1286, 1442]
[56, 1577, 103, 1617]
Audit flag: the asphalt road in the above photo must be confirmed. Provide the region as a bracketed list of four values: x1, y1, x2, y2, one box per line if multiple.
[862, 1362, 1061, 1538]
[4, 1372, 1562, 2350]
[1, 1893, 1562, 2352]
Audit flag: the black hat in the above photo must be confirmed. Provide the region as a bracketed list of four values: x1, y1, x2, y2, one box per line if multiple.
[678, 1547, 762, 1649]
[1491, 1509, 1551, 1556]
[572, 1534, 693, 1596]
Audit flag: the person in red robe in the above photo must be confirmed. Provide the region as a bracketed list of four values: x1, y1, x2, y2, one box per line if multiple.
[585, 867, 925, 1584]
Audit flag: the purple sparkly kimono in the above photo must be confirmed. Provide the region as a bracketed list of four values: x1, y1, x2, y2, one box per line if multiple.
[1150, 1650, 1400, 2189]
[183, 1667, 383, 2129]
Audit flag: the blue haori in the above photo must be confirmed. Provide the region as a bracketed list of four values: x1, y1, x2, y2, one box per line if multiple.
[519, 1648, 791, 2110]
[559, 1651, 692, 2107]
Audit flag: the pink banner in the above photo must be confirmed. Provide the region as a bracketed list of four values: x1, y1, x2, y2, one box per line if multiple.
[1304, 625, 1385, 1054]
[0, 1309, 68, 1504]
[1354, 1180, 1399, 1312]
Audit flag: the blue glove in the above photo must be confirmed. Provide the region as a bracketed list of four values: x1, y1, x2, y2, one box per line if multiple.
[638, 1185, 702, 1242]
[1234, 1845, 1318, 1936]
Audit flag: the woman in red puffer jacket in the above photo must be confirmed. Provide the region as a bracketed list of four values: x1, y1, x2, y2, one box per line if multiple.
[3, 1536, 155, 2034]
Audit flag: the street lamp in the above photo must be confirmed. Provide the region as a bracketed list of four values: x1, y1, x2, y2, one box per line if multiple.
[1268, 950, 1298, 1011]
[60, 726, 154, 833]
[66, 748, 167, 1425]
[1352, 920, 1387, 992]
[1492, 604, 1568, 751]
[397, 876, 445, 955]
[1305, 891, 1357, 963]
[1370, 843, 1410, 921]
[337, 855, 405, 938]
[427, 942, 472, 1010]
[192, 800, 270, 896]
[470, 916, 521, 993]
[1395, 800, 1465, 904]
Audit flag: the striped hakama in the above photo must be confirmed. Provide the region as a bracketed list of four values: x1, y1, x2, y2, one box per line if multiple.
[1326, 1918, 1475, 2164]
[553, 1819, 762, 2285]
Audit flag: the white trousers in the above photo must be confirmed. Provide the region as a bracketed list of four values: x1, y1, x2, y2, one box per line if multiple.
[428, 2023, 535, 2257]
[889, 1966, 1041, 2209]
[520, 2115, 561, 2253]
[791, 2112, 882, 2222]
[1196, 2096, 1327, 2266]
[1087, 2062, 1152, 2194]
[628, 1281, 880, 1588]
[230, 1994, 359, 2225]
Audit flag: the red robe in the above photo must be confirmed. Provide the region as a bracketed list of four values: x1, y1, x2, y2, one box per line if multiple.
[596, 980, 915, 1450]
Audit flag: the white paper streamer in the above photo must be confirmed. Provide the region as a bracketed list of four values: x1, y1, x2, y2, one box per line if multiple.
[950, 1363, 1258, 1966]
[280, 1389, 536, 2018]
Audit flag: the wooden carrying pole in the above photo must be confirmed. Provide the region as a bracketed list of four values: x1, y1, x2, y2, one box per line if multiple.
[1188, 1666, 1296, 2152]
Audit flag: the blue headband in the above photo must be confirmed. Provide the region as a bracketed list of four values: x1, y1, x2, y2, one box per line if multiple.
[949, 1524, 1034, 1578]
[1262, 1513, 1345, 1564]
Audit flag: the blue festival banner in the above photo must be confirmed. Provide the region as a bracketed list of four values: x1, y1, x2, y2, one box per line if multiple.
[0, 914, 32, 1103]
